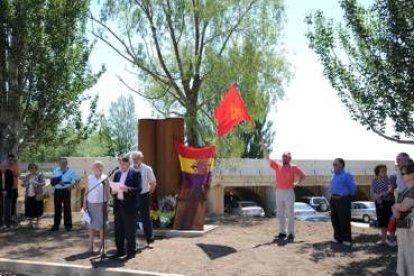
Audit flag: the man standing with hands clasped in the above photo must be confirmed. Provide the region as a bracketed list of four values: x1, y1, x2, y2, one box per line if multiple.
[329, 158, 356, 247]
[260, 141, 305, 241]
[131, 151, 157, 248]
[49, 158, 80, 232]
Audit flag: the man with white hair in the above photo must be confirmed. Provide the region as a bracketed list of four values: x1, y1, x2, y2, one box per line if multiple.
[130, 151, 156, 248]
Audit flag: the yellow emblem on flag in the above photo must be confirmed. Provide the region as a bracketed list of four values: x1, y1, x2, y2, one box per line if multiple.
[230, 104, 243, 120]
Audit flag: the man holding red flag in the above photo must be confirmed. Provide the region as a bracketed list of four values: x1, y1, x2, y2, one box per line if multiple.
[214, 84, 252, 137]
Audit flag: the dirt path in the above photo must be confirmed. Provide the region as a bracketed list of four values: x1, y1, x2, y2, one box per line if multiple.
[0, 214, 396, 275]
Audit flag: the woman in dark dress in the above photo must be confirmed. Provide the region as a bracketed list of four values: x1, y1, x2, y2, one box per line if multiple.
[371, 164, 396, 246]
[22, 163, 45, 227]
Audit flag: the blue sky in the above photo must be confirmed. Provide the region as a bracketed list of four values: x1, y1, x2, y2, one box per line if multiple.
[84, 0, 413, 160]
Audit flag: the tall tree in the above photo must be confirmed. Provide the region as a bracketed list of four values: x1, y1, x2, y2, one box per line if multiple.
[306, 0, 414, 144]
[91, 0, 290, 148]
[0, 0, 102, 160]
[102, 94, 137, 155]
[241, 119, 274, 159]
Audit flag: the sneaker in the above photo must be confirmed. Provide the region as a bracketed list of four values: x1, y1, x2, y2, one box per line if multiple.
[276, 233, 287, 239]
[385, 239, 397, 247]
[376, 240, 386, 245]
[332, 239, 342, 244]
[342, 241, 352, 247]
[48, 227, 59, 231]
[287, 234, 295, 241]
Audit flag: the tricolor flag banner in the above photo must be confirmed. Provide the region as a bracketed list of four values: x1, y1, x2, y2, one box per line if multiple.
[175, 142, 216, 187]
[214, 83, 252, 137]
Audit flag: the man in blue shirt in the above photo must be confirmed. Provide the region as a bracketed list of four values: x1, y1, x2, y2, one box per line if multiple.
[329, 158, 357, 247]
[49, 158, 80, 231]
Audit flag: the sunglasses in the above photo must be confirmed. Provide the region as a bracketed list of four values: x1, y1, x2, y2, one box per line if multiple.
[332, 163, 340, 167]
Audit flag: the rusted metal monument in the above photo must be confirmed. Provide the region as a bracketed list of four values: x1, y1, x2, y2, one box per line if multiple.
[138, 118, 207, 230]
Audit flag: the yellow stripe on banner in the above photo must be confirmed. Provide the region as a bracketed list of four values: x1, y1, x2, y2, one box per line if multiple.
[178, 155, 214, 174]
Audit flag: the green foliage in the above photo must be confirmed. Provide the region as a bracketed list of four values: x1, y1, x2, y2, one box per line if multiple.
[92, 0, 290, 153]
[100, 94, 138, 155]
[306, 0, 414, 144]
[0, 0, 103, 160]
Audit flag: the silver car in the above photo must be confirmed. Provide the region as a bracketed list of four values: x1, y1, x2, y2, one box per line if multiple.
[294, 202, 330, 222]
[232, 201, 265, 217]
[351, 201, 377, 223]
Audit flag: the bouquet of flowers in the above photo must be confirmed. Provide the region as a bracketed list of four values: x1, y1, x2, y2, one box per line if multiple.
[158, 194, 177, 228]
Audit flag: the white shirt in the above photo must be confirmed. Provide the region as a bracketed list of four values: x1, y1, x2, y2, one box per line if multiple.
[87, 174, 108, 203]
[28, 176, 36, 197]
[133, 163, 156, 194]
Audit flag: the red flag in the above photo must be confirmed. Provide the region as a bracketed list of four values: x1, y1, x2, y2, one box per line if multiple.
[214, 84, 252, 137]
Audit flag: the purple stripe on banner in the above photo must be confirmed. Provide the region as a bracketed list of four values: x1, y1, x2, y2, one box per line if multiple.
[181, 172, 212, 186]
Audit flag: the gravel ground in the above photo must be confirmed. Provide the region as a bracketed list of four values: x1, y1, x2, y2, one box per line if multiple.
[0, 213, 397, 276]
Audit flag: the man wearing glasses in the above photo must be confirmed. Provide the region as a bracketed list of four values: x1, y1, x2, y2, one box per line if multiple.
[329, 158, 357, 247]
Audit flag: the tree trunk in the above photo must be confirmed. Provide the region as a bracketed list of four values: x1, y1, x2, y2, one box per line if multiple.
[185, 103, 200, 147]
[0, 126, 18, 161]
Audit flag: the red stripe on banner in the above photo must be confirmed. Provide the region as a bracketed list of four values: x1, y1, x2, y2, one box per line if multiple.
[174, 142, 216, 159]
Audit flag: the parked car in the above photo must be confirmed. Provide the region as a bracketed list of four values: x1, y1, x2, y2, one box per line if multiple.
[293, 202, 330, 222]
[299, 196, 330, 212]
[231, 201, 265, 217]
[351, 201, 377, 223]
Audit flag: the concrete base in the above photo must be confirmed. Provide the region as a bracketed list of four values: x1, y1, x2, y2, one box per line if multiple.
[137, 224, 218, 238]
[0, 258, 183, 276]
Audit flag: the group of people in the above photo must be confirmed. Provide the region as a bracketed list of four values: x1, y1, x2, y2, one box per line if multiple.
[260, 141, 414, 276]
[49, 152, 157, 259]
[2, 146, 414, 272]
[0, 151, 157, 261]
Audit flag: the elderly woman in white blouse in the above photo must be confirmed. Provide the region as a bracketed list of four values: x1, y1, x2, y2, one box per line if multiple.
[83, 161, 109, 253]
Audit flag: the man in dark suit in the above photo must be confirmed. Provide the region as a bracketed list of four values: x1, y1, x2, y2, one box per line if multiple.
[111, 156, 142, 259]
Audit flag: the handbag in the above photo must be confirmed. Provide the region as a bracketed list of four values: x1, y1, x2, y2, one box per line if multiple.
[50, 176, 62, 187]
[82, 208, 92, 224]
[35, 193, 44, 202]
[50, 170, 68, 186]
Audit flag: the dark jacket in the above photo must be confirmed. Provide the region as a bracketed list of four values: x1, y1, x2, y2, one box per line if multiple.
[112, 169, 142, 214]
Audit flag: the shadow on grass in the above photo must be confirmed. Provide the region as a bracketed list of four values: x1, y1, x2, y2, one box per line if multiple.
[197, 243, 237, 260]
[296, 234, 397, 275]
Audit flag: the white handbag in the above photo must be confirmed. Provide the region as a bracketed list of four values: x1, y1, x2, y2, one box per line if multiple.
[82, 208, 91, 224]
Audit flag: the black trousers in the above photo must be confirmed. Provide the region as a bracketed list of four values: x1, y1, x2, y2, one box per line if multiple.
[53, 189, 72, 229]
[114, 209, 138, 255]
[138, 192, 154, 243]
[10, 189, 18, 216]
[330, 195, 352, 243]
[0, 192, 3, 226]
[3, 190, 18, 226]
